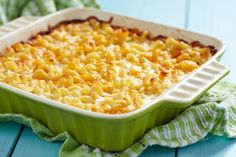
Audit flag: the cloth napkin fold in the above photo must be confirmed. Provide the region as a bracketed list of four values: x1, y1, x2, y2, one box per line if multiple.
[1, 82, 236, 157]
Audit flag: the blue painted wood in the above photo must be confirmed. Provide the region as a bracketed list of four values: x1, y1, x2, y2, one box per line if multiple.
[141, 146, 176, 157]
[11, 127, 61, 157]
[186, 0, 236, 83]
[99, 0, 187, 28]
[0, 122, 23, 157]
[178, 136, 236, 157]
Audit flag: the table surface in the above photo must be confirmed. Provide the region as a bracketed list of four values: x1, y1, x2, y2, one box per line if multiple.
[1, 0, 236, 157]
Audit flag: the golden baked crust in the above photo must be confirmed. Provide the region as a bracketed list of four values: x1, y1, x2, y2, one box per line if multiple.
[0, 17, 215, 114]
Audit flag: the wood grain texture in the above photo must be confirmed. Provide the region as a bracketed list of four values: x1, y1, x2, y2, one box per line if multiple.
[11, 127, 61, 157]
[0, 122, 23, 157]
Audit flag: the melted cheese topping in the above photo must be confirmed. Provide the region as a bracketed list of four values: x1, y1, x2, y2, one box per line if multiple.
[0, 18, 213, 114]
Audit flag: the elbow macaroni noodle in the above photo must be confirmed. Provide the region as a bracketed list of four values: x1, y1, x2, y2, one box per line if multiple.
[0, 18, 214, 114]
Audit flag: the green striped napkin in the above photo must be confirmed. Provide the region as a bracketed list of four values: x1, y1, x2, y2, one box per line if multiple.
[1, 1, 236, 156]
[1, 82, 236, 157]
[0, 0, 100, 25]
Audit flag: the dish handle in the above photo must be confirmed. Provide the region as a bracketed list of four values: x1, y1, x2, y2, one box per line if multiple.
[161, 60, 229, 108]
[0, 16, 40, 36]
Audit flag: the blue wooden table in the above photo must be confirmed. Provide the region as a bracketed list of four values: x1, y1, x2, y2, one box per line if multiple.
[1, 0, 236, 156]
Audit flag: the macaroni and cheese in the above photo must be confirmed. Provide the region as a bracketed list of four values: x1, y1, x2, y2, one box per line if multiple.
[0, 17, 215, 114]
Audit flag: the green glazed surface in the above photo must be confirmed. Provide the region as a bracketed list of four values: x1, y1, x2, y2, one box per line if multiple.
[0, 84, 187, 151]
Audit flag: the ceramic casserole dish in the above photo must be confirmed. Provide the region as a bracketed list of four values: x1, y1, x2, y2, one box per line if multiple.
[0, 8, 229, 151]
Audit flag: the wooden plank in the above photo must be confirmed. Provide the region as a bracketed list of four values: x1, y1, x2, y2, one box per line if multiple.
[186, 0, 236, 83]
[178, 136, 236, 157]
[141, 146, 176, 157]
[0, 122, 23, 157]
[11, 127, 61, 157]
[99, 0, 187, 28]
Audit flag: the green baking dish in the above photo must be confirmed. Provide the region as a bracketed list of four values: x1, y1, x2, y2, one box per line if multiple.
[0, 8, 229, 151]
